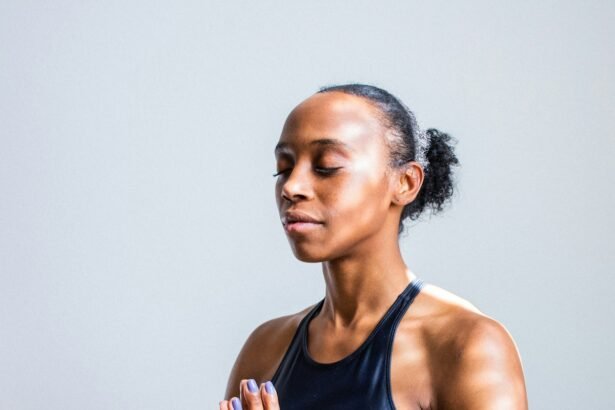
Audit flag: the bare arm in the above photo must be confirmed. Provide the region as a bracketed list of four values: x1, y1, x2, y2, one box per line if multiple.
[437, 317, 528, 409]
[224, 321, 276, 400]
[222, 309, 309, 401]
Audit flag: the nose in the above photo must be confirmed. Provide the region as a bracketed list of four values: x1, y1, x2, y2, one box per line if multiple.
[280, 164, 314, 203]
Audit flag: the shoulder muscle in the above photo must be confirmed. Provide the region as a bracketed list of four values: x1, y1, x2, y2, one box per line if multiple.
[223, 304, 315, 400]
[438, 316, 528, 409]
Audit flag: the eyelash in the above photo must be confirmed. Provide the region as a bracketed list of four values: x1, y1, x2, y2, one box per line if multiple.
[272, 167, 342, 178]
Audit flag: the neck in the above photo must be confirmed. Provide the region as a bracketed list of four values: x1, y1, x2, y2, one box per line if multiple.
[320, 237, 416, 328]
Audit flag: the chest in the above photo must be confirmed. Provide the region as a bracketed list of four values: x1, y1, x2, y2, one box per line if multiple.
[306, 318, 435, 409]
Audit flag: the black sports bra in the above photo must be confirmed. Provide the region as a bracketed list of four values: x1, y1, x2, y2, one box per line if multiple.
[270, 278, 425, 409]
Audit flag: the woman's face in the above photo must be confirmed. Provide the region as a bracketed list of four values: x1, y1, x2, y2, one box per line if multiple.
[274, 91, 400, 262]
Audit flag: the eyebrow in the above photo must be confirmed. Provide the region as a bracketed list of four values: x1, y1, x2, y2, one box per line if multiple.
[274, 138, 354, 155]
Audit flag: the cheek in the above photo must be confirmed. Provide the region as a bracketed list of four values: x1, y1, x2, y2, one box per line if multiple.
[325, 171, 390, 236]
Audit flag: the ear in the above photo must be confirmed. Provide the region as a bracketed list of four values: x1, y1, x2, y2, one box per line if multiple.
[391, 162, 424, 207]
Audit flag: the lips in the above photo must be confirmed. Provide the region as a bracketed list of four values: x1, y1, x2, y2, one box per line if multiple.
[283, 220, 323, 235]
[281, 210, 324, 235]
[281, 210, 323, 226]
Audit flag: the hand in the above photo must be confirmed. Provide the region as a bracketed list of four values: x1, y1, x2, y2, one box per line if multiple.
[219, 378, 280, 410]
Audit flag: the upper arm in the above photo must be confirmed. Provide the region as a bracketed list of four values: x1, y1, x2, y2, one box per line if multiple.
[223, 313, 302, 400]
[440, 317, 528, 409]
[223, 320, 277, 400]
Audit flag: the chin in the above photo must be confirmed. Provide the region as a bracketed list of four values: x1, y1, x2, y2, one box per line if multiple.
[289, 244, 329, 263]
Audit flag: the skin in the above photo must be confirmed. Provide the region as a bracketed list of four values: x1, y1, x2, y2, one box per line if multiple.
[220, 91, 528, 409]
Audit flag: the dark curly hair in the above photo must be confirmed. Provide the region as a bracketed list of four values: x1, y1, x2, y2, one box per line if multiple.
[318, 84, 460, 236]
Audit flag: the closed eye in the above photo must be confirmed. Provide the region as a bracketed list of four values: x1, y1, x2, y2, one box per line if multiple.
[272, 169, 289, 177]
[272, 167, 342, 177]
[315, 167, 342, 176]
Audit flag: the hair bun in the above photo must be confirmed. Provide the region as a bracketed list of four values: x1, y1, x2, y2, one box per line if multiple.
[398, 127, 460, 234]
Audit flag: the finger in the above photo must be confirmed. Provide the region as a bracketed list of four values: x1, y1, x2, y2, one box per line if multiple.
[225, 396, 242, 410]
[260, 380, 280, 410]
[240, 378, 264, 410]
[219, 399, 233, 410]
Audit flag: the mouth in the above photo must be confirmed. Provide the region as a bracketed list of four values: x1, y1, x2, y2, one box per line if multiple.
[283, 221, 324, 234]
[282, 210, 324, 233]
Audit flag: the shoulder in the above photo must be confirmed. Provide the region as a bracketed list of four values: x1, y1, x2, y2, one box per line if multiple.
[411, 283, 528, 409]
[223, 302, 319, 400]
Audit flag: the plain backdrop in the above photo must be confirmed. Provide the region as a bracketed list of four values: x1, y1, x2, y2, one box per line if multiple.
[1, 1, 614, 409]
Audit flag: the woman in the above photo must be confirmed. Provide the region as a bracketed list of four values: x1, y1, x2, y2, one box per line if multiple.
[219, 84, 528, 409]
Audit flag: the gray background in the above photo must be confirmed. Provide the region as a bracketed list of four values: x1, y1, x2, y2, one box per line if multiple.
[1, 1, 613, 409]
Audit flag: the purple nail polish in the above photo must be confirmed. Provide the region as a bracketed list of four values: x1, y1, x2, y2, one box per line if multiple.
[247, 379, 258, 393]
[231, 397, 242, 410]
[265, 381, 275, 395]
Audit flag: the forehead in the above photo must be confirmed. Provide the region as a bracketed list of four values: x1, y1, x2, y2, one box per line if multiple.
[275, 92, 385, 155]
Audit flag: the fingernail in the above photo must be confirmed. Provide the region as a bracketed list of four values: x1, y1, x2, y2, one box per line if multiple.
[247, 379, 258, 393]
[265, 381, 276, 395]
[231, 397, 242, 410]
